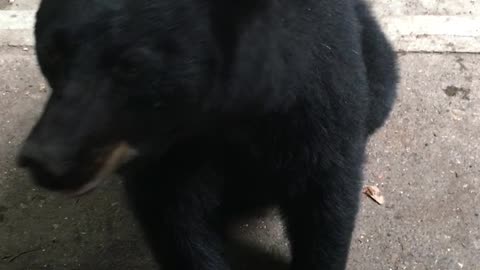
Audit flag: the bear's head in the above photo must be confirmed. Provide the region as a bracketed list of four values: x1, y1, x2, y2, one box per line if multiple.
[17, 0, 242, 195]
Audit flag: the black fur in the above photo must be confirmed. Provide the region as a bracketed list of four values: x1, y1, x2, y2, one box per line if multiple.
[18, 0, 397, 269]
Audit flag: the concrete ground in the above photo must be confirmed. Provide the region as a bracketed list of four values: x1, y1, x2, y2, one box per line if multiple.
[0, 0, 40, 10]
[0, 1, 479, 270]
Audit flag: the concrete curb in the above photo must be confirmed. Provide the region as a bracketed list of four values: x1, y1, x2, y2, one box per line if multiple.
[0, 10, 479, 53]
[0, 11, 35, 46]
[380, 16, 480, 53]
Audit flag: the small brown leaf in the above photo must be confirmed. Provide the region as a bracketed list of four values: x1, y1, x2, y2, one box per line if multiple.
[363, 185, 385, 205]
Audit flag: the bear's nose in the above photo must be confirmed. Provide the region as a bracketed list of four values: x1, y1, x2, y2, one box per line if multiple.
[18, 142, 72, 177]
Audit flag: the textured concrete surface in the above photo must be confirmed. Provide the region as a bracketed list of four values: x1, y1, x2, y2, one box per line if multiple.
[349, 53, 480, 270]
[368, 0, 480, 17]
[0, 0, 37, 46]
[2, 1, 480, 50]
[1, 47, 479, 270]
[0, 0, 40, 10]
[1, 1, 480, 270]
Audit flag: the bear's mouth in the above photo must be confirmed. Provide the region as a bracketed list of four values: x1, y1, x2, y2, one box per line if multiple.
[23, 142, 138, 196]
[67, 142, 138, 197]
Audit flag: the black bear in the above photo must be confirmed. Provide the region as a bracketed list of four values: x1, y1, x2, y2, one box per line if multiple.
[18, 0, 397, 269]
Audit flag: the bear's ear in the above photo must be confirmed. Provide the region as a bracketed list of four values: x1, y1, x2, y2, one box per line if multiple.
[208, 0, 270, 52]
[209, 0, 270, 25]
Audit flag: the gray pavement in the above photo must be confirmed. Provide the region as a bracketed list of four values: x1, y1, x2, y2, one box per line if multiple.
[0, 0, 40, 10]
[1, 1, 480, 270]
[368, 0, 480, 17]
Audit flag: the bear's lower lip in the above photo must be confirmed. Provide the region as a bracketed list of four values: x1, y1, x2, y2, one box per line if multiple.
[66, 142, 138, 197]
[64, 176, 105, 197]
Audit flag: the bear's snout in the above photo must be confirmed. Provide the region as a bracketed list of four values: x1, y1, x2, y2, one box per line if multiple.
[18, 141, 75, 190]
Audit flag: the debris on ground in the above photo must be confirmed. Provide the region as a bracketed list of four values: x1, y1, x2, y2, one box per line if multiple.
[363, 185, 385, 205]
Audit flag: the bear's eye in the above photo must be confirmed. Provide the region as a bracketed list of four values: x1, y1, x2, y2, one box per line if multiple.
[37, 40, 65, 66]
[41, 30, 70, 66]
[113, 58, 140, 79]
[43, 49, 62, 64]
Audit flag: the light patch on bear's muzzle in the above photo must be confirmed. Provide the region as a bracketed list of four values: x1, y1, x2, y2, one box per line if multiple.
[71, 142, 137, 196]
